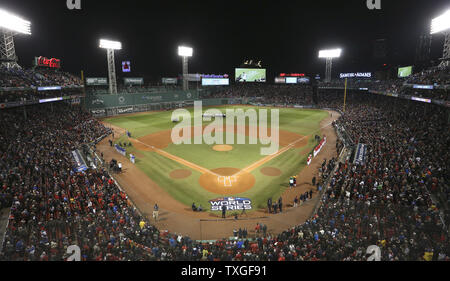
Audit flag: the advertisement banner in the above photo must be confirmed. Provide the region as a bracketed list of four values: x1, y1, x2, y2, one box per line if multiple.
[91, 109, 106, 116]
[201, 78, 230, 86]
[86, 77, 108, 86]
[114, 144, 126, 156]
[285, 77, 297, 84]
[297, 77, 310, 84]
[162, 78, 178, 84]
[339, 72, 372, 79]
[124, 78, 144, 85]
[117, 107, 134, 114]
[37, 86, 62, 91]
[413, 84, 433, 90]
[71, 150, 88, 172]
[185, 73, 202, 82]
[313, 136, 327, 157]
[307, 154, 313, 165]
[354, 143, 367, 165]
[275, 77, 286, 84]
[34, 56, 61, 68]
[209, 197, 252, 211]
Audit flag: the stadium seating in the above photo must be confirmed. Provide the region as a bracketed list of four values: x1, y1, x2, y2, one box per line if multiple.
[0, 84, 448, 260]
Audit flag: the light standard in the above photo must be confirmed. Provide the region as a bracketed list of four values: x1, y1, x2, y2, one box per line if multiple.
[99, 39, 122, 94]
[0, 8, 31, 69]
[431, 9, 450, 68]
[178, 46, 193, 91]
[318, 48, 342, 83]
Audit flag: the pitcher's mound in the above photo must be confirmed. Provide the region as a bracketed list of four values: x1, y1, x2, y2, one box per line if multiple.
[169, 169, 192, 179]
[199, 167, 255, 194]
[260, 167, 282, 176]
[212, 145, 233, 152]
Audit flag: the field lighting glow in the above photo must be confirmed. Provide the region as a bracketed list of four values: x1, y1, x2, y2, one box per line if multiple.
[99, 39, 122, 50]
[0, 8, 31, 35]
[178, 46, 193, 57]
[318, 48, 342, 58]
[431, 9, 450, 34]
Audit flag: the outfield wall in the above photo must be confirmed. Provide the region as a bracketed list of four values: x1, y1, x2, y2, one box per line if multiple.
[83, 90, 240, 117]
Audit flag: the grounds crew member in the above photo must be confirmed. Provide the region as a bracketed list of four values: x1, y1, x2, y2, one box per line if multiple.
[222, 205, 226, 218]
[153, 203, 159, 221]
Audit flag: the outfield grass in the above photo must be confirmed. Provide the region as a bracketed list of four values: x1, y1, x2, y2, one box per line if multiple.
[106, 106, 328, 213]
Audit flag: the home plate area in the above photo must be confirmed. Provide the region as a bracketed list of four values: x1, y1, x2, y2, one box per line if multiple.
[199, 167, 255, 194]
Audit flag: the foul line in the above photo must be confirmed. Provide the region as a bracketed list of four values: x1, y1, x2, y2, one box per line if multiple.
[131, 138, 222, 177]
[233, 121, 335, 177]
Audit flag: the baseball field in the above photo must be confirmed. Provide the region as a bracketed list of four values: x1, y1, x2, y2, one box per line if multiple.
[103, 105, 330, 214]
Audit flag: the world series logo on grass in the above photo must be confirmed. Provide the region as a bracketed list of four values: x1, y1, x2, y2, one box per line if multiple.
[209, 197, 252, 211]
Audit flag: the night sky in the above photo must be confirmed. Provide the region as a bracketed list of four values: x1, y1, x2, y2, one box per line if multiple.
[2, 0, 449, 82]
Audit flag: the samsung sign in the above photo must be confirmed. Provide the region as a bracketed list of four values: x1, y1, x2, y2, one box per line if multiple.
[202, 78, 229, 86]
[340, 72, 372, 79]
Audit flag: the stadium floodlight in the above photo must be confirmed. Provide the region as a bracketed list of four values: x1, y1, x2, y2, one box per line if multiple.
[0, 8, 31, 69]
[178, 46, 193, 91]
[430, 9, 450, 68]
[431, 9, 450, 34]
[0, 9, 31, 35]
[318, 48, 342, 82]
[99, 39, 122, 50]
[99, 39, 122, 94]
[178, 46, 193, 57]
[318, 48, 342, 58]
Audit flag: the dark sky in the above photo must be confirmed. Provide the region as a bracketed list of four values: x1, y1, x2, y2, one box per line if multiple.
[2, 0, 449, 81]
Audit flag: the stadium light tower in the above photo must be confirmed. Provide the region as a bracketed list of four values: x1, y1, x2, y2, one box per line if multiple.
[431, 9, 450, 68]
[178, 46, 193, 91]
[0, 8, 31, 69]
[99, 39, 122, 95]
[318, 48, 342, 82]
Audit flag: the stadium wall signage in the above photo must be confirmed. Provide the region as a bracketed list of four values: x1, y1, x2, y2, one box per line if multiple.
[162, 78, 178, 84]
[412, 85, 433, 90]
[117, 107, 134, 114]
[202, 74, 229, 78]
[71, 150, 88, 172]
[209, 197, 252, 211]
[37, 86, 62, 91]
[411, 96, 431, 103]
[313, 136, 327, 157]
[279, 73, 305, 77]
[86, 77, 108, 86]
[124, 78, 144, 85]
[91, 109, 106, 115]
[354, 143, 367, 165]
[339, 72, 372, 79]
[35, 56, 61, 68]
[114, 144, 126, 156]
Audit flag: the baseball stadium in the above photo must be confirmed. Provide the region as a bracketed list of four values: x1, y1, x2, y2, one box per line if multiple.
[0, 0, 449, 266]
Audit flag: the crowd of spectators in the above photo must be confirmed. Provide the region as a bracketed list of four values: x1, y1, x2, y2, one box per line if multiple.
[405, 65, 450, 86]
[0, 66, 82, 89]
[0, 85, 448, 261]
[200, 84, 313, 105]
